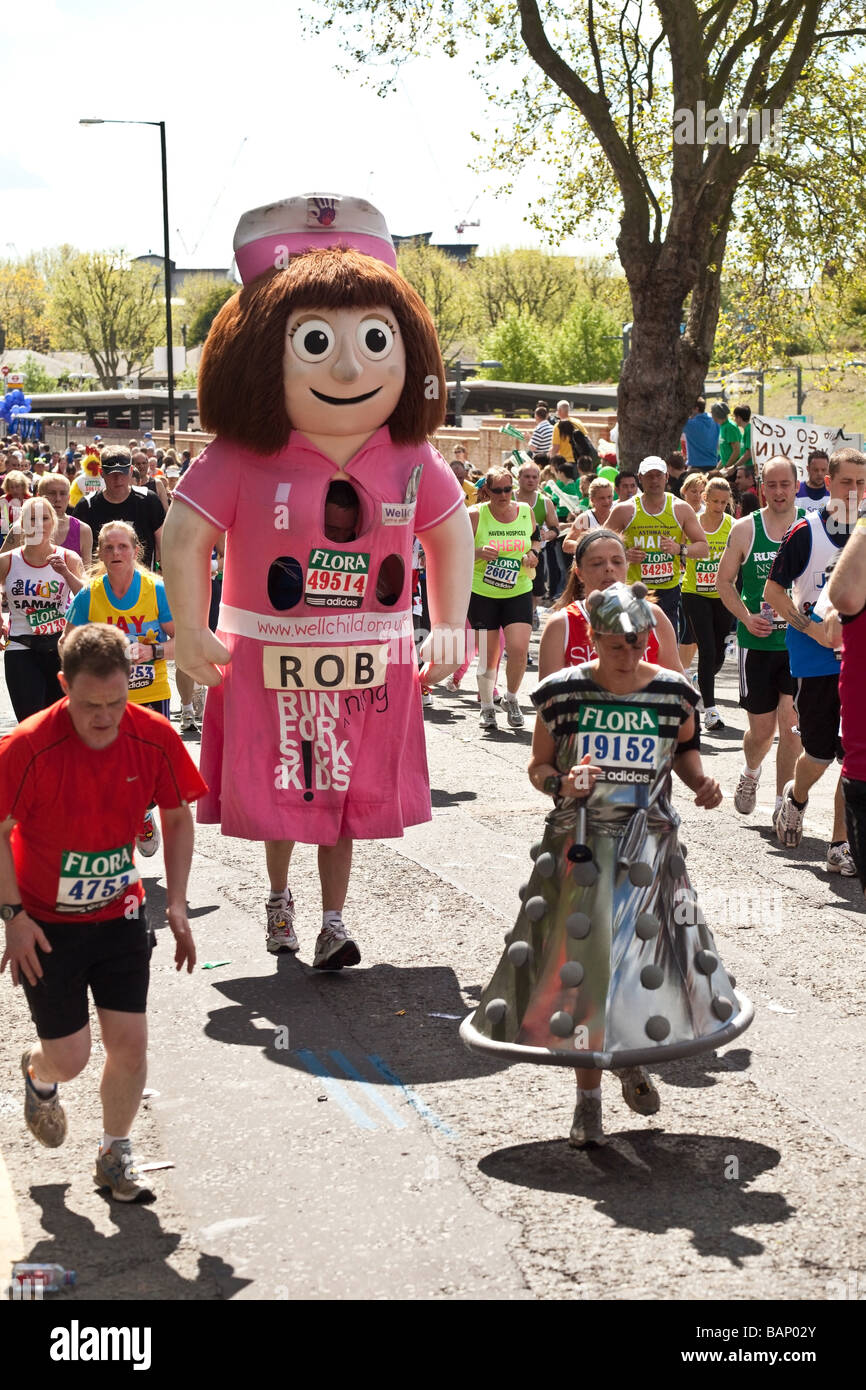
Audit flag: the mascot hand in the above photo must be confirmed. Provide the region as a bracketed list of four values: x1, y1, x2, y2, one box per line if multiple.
[174, 626, 231, 686]
[419, 623, 467, 687]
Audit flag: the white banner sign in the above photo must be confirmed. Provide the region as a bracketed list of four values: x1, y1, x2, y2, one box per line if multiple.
[751, 415, 844, 476]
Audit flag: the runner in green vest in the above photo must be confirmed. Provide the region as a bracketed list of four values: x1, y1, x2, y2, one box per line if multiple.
[516, 458, 559, 625]
[469, 467, 542, 733]
[716, 457, 805, 817]
[680, 477, 735, 730]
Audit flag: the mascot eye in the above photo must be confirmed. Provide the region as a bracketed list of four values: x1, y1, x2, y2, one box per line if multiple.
[291, 319, 335, 362]
[357, 318, 394, 360]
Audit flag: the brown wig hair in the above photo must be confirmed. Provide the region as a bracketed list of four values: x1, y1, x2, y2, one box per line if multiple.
[198, 247, 446, 454]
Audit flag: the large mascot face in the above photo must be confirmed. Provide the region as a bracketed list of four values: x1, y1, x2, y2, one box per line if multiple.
[283, 303, 406, 440]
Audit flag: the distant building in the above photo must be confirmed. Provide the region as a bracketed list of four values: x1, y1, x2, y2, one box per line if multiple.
[392, 232, 478, 265]
[132, 256, 236, 293]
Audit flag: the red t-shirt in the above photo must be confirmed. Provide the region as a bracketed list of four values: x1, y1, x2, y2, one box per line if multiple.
[0, 700, 208, 922]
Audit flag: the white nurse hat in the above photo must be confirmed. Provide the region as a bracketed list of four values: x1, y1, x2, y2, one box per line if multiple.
[233, 192, 397, 284]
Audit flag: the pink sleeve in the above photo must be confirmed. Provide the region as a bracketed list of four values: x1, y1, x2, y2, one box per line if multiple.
[414, 444, 464, 534]
[173, 440, 241, 531]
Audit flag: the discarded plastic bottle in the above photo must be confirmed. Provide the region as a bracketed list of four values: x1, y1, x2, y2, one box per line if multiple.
[10, 1262, 76, 1293]
[760, 601, 777, 625]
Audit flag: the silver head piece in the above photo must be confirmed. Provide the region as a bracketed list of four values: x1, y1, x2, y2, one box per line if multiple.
[586, 581, 657, 644]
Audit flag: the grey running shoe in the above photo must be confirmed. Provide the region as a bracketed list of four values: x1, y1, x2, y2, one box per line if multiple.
[503, 694, 525, 729]
[616, 1065, 660, 1115]
[136, 810, 161, 858]
[191, 684, 206, 721]
[479, 706, 498, 731]
[312, 919, 361, 970]
[826, 842, 857, 876]
[733, 769, 760, 815]
[703, 709, 725, 731]
[179, 710, 201, 734]
[266, 896, 299, 954]
[94, 1139, 154, 1202]
[568, 1094, 606, 1148]
[775, 780, 806, 848]
[21, 1050, 67, 1148]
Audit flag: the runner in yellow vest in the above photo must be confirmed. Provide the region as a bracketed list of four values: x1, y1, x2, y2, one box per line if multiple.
[680, 476, 735, 730]
[468, 466, 542, 733]
[606, 454, 709, 635]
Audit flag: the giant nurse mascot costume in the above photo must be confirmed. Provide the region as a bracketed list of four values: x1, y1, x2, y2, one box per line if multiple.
[162, 194, 473, 969]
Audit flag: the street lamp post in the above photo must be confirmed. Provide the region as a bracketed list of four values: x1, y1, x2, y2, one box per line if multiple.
[80, 118, 176, 446]
[451, 360, 503, 426]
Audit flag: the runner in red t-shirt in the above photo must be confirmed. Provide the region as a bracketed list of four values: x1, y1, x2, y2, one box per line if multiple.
[0, 624, 207, 1201]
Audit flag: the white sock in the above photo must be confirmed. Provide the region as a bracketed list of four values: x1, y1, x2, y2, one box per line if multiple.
[743, 764, 761, 779]
[27, 1066, 56, 1098]
[322, 909, 343, 930]
[268, 887, 291, 903]
[579, 1086, 602, 1099]
[101, 1132, 127, 1153]
[507, 689, 520, 701]
[476, 668, 496, 707]
[182, 703, 194, 716]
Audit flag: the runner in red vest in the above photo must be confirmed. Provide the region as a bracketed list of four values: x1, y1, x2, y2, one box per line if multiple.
[538, 528, 682, 681]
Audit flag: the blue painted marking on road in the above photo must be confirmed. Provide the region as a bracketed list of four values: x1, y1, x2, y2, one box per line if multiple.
[295, 1049, 377, 1131]
[328, 1051, 409, 1130]
[367, 1054, 457, 1137]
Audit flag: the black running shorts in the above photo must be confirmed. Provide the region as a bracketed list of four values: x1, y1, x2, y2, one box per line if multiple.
[794, 674, 843, 764]
[21, 910, 155, 1041]
[468, 590, 534, 630]
[738, 647, 795, 715]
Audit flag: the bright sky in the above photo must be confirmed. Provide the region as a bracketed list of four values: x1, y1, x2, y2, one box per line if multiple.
[2, 0, 603, 270]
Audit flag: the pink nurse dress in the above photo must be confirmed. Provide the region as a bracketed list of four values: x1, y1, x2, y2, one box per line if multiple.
[174, 426, 463, 845]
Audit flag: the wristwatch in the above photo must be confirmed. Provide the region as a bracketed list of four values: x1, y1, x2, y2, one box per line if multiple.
[679, 544, 688, 560]
[543, 773, 563, 798]
[151, 644, 164, 662]
[0, 903, 24, 921]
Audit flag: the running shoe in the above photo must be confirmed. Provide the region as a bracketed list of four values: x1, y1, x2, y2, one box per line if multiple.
[444, 676, 461, 692]
[421, 685, 434, 708]
[94, 1139, 154, 1203]
[733, 770, 760, 815]
[616, 1065, 660, 1115]
[21, 1050, 67, 1149]
[191, 684, 206, 721]
[568, 1095, 606, 1148]
[180, 710, 201, 734]
[826, 842, 857, 876]
[312, 919, 361, 970]
[704, 708, 725, 731]
[503, 694, 525, 729]
[266, 895, 299, 954]
[724, 634, 738, 660]
[775, 780, 806, 848]
[479, 707, 498, 731]
[525, 653, 536, 670]
[531, 609, 540, 632]
[137, 810, 161, 858]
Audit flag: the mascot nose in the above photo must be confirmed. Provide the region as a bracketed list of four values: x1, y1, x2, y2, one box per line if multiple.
[330, 336, 363, 384]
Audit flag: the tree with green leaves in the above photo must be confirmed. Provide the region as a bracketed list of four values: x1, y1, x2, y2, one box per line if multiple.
[183, 278, 239, 347]
[50, 251, 163, 389]
[480, 311, 551, 381]
[307, 1, 866, 465]
[396, 240, 471, 363]
[0, 260, 51, 354]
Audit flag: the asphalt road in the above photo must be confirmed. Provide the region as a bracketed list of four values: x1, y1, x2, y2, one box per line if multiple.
[0, 636, 864, 1304]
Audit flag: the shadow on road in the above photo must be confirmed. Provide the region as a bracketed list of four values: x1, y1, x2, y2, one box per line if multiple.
[22, 1183, 250, 1300]
[478, 1130, 791, 1265]
[658, 1047, 753, 1089]
[203, 961, 508, 1085]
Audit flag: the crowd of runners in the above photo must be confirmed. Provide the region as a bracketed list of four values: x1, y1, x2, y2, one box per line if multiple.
[436, 401, 866, 890]
[1, 400, 865, 1185]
